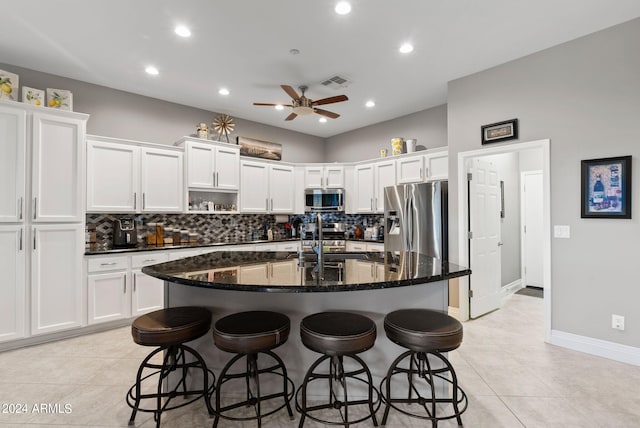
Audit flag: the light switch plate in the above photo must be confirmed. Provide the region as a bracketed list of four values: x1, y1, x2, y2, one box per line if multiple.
[554, 225, 570, 238]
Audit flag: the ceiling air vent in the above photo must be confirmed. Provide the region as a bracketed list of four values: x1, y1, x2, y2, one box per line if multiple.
[320, 75, 352, 89]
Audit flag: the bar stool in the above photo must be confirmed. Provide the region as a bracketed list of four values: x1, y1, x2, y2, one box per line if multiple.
[126, 306, 215, 428]
[296, 311, 379, 427]
[380, 309, 468, 427]
[212, 310, 294, 427]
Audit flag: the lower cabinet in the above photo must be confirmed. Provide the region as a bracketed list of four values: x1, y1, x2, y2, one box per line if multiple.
[346, 241, 384, 252]
[86, 252, 167, 325]
[0, 226, 26, 343]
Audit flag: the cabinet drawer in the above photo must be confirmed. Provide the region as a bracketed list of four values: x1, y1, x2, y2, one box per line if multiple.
[87, 256, 128, 273]
[131, 252, 169, 269]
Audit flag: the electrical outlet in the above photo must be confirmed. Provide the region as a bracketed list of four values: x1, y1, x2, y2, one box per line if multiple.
[612, 314, 625, 331]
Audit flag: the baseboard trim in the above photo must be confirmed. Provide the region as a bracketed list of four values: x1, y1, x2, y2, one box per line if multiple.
[549, 329, 640, 366]
[501, 279, 523, 304]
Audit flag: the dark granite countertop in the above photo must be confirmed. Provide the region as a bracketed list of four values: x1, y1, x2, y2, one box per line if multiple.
[84, 238, 300, 255]
[142, 250, 470, 293]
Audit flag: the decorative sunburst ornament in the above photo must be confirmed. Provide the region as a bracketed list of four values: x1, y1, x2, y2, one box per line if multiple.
[212, 114, 235, 143]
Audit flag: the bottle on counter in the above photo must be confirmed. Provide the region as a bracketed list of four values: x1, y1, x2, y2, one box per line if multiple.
[172, 229, 181, 245]
[146, 222, 157, 245]
[163, 227, 174, 245]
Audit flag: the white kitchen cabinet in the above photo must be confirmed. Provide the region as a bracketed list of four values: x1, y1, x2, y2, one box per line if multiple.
[86, 140, 139, 212]
[86, 137, 184, 213]
[396, 155, 425, 184]
[0, 226, 26, 342]
[276, 242, 300, 252]
[32, 112, 85, 222]
[140, 148, 184, 212]
[185, 140, 239, 190]
[255, 243, 278, 251]
[0, 105, 26, 223]
[270, 260, 301, 286]
[346, 241, 367, 252]
[131, 252, 168, 316]
[240, 160, 295, 214]
[345, 259, 375, 284]
[269, 164, 295, 213]
[353, 164, 375, 213]
[425, 151, 448, 181]
[366, 242, 385, 252]
[88, 270, 130, 325]
[304, 165, 344, 189]
[239, 264, 270, 285]
[374, 160, 396, 212]
[31, 224, 84, 335]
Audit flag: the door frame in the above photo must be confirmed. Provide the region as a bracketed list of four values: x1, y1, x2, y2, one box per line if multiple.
[456, 139, 551, 342]
[520, 170, 544, 288]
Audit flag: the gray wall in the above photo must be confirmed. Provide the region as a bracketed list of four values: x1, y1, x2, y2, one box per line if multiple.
[0, 63, 325, 163]
[447, 18, 640, 347]
[324, 104, 447, 162]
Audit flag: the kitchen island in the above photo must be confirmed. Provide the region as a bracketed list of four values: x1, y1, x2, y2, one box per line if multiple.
[142, 251, 470, 396]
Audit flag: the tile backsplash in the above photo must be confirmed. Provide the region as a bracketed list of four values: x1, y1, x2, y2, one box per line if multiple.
[86, 213, 383, 245]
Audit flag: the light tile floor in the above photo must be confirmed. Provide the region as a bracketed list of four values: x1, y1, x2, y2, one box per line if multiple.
[1, 294, 639, 427]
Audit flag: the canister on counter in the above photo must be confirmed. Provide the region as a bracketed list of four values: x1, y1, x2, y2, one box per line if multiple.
[181, 230, 190, 243]
[188, 232, 199, 244]
[391, 137, 404, 156]
[172, 229, 181, 245]
[164, 227, 174, 245]
[146, 222, 157, 245]
[155, 223, 164, 246]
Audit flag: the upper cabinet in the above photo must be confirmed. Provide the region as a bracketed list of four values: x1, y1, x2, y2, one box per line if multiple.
[304, 165, 344, 189]
[353, 160, 396, 213]
[240, 159, 295, 214]
[0, 104, 26, 223]
[185, 140, 239, 190]
[86, 137, 183, 213]
[396, 149, 448, 184]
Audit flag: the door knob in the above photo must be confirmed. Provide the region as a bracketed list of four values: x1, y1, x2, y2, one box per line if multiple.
[497, 241, 504, 246]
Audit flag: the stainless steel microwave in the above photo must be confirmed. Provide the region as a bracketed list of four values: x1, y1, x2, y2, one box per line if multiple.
[304, 188, 345, 212]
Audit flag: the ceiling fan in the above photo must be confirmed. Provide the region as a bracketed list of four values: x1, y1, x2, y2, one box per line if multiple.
[253, 85, 348, 121]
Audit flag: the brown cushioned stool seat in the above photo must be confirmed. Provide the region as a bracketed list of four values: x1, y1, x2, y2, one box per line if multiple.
[126, 307, 215, 428]
[380, 309, 467, 428]
[296, 312, 379, 427]
[212, 311, 294, 428]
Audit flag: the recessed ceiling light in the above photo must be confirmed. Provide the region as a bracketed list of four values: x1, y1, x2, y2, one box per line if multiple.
[335, 1, 351, 15]
[218, 88, 230, 96]
[174, 25, 191, 38]
[145, 66, 159, 75]
[319, 117, 328, 123]
[275, 104, 284, 110]
[365, 100, 376, 108]
[399, 43, 414, 54]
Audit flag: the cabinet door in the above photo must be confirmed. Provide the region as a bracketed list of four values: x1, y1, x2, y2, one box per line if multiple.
[87, 271, 131, 324]
[375, 160, 396, 212]
[239, 264, 269, 285]
[426, 152, 448, 181]
[132, 270, 164, 316]
[269, 165, 295, 213]
[346, 241, 366, 252]
[345, 259, 375, 283]
[397, 155, 425, 184]
[140, 148, 184, 212]
[31, 224, 83, 335]
[0, 226, 26, 342]
[86, 141, 139, 212]
[325, 166, 345, 188]
[186, 142, 215, 188]
[0, 105, 26, 223]
[215, 146, 240, 190]
[270, 260, 301, 286]
[240, 160, 269, 213]
[354, 164, 375, 213]
[366, 243, 385, 252]
[31, 112, 85, 222]
[304, 166, 324, 189]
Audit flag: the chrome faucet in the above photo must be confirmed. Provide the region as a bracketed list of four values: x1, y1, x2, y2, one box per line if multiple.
[310, 213, 324, 277]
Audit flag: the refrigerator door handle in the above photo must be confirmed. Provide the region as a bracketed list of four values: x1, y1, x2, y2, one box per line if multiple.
[404, 195, 412, 250]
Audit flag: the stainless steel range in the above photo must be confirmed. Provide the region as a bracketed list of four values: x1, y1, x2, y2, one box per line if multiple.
[302, 222, 346, 252]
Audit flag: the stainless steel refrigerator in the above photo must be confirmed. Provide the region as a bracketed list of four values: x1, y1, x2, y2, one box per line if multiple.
[384, 181, 448, 259]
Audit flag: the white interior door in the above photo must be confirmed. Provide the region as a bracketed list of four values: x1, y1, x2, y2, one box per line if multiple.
[522, 171, 544, 287]
[469, 158, 502, 318]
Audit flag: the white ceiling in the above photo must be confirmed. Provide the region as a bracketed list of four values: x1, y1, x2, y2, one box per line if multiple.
[3, 0, 640, 138]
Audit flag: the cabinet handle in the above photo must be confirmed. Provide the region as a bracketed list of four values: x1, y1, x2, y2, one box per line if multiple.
[124, 276, 127, 293]
[271, 199, 274, 211]
[419, 168, 423, 179]
[134, 192, 137, 210]
[100, 262, 117, 266]
[266, 198, 269, 211]
[19, 228, 23, 251]
[143, 259, 157, 263]
[425, 167, 429, 178]
[217, 172, 220, 187]
[142, 193, 146, 210]
[33, 229, 36, 250]
[371, 198, 373, 211]
[33, 197, 37, 219]
[133, 274, 137, 292]
[213, 172, 216, 187]
[19, 197, 23, 220]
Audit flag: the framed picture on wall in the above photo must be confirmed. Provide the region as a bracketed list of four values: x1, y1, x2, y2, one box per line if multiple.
[481, 118, 519, 144]
[581, 155, 632, 219]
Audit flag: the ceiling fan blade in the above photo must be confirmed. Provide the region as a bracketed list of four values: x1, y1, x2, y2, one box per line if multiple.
[312, 95, 348, 106]
[285, 112, 298, 121]
[281, 85, 300, 100]
[253, 102, 293, 107]
[314, 108, 340, 119]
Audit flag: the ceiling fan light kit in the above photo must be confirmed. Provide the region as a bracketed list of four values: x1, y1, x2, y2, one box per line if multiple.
[253, 84, 348, 121]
